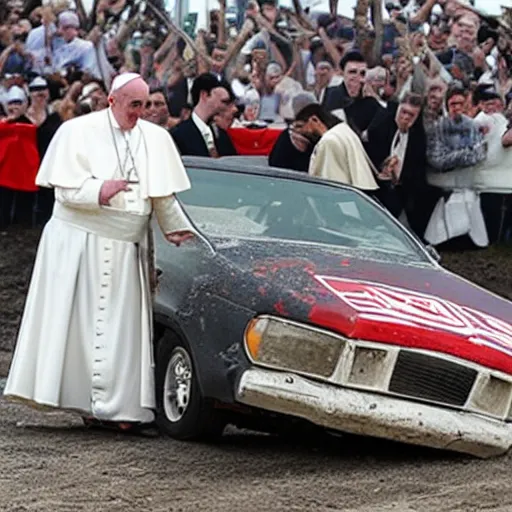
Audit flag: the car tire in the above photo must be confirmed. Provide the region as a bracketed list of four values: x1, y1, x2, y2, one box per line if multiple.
[155, 330, 225, 440]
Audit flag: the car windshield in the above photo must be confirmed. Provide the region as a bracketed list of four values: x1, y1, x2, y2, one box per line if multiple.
[179, 167, 430, 262]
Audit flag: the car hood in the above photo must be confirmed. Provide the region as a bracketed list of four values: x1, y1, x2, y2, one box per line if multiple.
[213, 238, 512, 375]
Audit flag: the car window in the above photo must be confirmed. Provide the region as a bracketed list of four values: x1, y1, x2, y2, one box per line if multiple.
[178, 168, 429, 261]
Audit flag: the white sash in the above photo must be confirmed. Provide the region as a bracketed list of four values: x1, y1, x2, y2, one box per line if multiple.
[52, 202, 149, 243]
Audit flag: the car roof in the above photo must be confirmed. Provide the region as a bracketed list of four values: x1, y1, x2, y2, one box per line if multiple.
[181, 156, 355, 191]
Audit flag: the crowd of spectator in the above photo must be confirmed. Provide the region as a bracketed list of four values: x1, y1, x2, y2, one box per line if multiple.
[1, 0, 512, 248]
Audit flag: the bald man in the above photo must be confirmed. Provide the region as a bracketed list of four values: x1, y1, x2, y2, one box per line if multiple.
[5, 73, 192, 434]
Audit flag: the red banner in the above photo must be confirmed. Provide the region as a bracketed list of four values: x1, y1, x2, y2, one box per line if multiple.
[227, 126, 283, 156]
[0, 122, 40, 192]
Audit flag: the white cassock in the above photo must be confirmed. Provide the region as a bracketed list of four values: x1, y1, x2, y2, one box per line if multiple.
[4, 108, 191, 423]
[308, 123, 379, 191]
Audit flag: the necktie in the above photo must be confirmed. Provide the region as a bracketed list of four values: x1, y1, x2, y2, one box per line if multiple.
[205, 129, 219, 158]
[393, 132, 401, 150]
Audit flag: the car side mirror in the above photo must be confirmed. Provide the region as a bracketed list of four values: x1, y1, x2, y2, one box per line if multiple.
[426, 244, 441, 263]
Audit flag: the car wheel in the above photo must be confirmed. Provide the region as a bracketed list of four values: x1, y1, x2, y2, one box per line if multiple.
[155, 330, 225, 440]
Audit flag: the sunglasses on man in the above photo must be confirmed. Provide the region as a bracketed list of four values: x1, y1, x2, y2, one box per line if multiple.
[146, 100, 166, 108]
[346, 69, 367, 77]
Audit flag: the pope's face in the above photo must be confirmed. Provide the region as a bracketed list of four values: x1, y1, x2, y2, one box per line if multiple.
[110, 79, 149, 130]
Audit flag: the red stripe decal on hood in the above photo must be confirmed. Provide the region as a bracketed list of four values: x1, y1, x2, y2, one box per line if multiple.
[310, 275, 512, 374]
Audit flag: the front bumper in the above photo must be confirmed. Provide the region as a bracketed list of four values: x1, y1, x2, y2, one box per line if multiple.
[236, 368, 512, 458]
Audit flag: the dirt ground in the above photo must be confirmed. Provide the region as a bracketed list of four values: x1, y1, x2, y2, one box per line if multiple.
[1, 226, 512, 512]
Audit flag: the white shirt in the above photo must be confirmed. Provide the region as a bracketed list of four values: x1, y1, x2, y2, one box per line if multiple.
[231, 78, 251, 99]
[52, 37, 101, 78]
[186, 78, 194, 105]
[192, 112, 215, 153]
[390, 129, 409, 179]
[26, 24, 58, 74]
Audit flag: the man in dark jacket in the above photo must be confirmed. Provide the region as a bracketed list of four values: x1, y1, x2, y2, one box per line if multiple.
[269, 92, 317, 172]
[365, 93, 439, 238]
[170, 73, 237, 157]
[323, 50, 384, 137]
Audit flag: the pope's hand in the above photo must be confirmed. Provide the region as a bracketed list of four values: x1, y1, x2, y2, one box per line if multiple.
[166, 230, 195, 246]
[99, 180, 131, 206]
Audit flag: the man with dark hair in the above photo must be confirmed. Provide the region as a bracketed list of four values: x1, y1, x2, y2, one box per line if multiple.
[269, 92, 317, 173]
[143, 87, 170, 128]
[366, 93, 438, 237]
[291, 96, 378, 191]
[170, 73, 237, 157]
[423, 77, 447, 130]
[313, 58, 342, 106]
[323, 50, 384, 136]
[210, 43, 228, 81]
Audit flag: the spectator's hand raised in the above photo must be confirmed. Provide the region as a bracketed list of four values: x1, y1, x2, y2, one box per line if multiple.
[99, 180, 131, 206]
[411, 32, 426, 55]
[472, 47, 486, 69]
[96, 0, 108, 13]
[87, 26, 102, 45]
[67, 80, 84, 101]
[362, 82, 378, 99]
[41, 5, 54, 26]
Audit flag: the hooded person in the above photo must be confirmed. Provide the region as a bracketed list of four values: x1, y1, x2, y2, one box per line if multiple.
[4, 73, 194, 434]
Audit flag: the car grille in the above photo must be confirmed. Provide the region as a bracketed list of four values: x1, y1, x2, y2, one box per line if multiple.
[389, 350, 478, 406]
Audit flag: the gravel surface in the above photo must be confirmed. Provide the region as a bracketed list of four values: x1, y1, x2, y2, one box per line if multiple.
[1, 226, 512, 512]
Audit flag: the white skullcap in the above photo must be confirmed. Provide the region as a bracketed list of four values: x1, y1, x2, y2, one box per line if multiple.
[7, 85, 27, 103]
[477, 71, 494, 86]
[28, 76, 48, 90]
[80, 81, 101, 100]
[110, 72, 141, 94]
[58, 10, 80, 28]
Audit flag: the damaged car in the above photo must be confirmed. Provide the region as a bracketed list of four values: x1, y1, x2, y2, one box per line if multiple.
[152, 156, 512, 458]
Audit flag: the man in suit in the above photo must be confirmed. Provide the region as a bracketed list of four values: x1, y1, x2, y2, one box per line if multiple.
[365, 92, 439, 238]
[313, 59, 343, 106]
[170, 73, 237, 157]
[323, 51, 384, 137]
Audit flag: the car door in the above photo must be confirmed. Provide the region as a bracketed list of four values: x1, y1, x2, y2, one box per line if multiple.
[152, 199, 216, 324]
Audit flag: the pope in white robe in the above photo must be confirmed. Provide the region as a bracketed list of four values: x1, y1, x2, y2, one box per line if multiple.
[4, 73, 193, 428]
